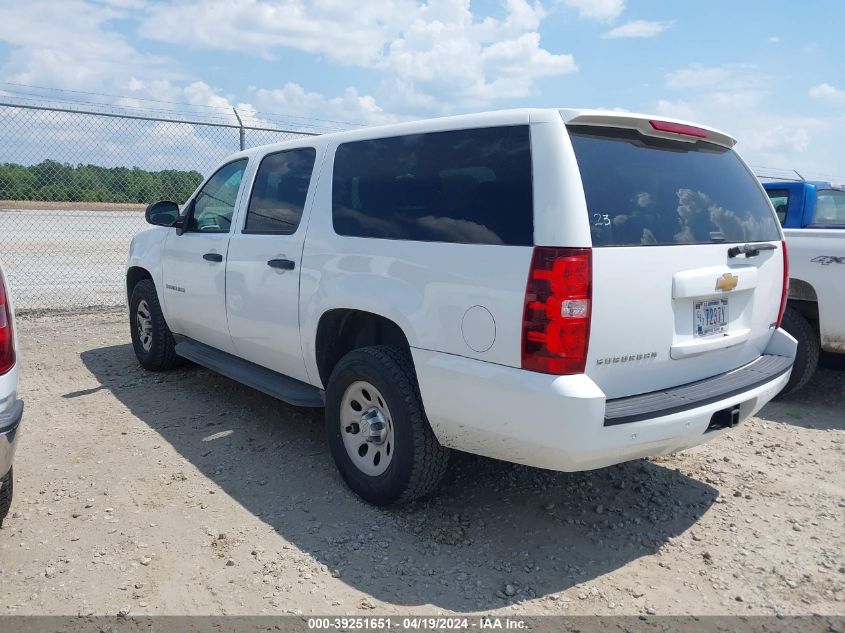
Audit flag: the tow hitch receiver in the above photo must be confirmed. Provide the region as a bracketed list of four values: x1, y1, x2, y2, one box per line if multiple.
[707, 404, 742, 432]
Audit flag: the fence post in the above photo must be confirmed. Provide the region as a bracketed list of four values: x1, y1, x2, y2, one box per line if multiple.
[233, 107, 245, 151]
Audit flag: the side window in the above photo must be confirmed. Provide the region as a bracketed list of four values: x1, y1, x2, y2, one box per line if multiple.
[188, 159, 248, 233]
[766, 189, 789, 225]
[332, 126, 533, 246]
[813, 190, 845, 227]
[244, 148, 316, 234]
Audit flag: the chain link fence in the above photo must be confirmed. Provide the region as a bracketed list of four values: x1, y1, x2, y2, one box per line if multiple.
[0, 102, 318, 310]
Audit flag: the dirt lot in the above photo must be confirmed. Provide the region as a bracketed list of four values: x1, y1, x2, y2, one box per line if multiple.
[1, 309, 843, 617]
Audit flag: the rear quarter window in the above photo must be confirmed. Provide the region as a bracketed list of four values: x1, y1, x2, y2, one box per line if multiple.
[569, 126, 781, 246]
[332, 126, 533, 246]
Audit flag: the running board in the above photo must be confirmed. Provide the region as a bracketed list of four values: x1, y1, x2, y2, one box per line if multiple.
[174, 337, 324, 408]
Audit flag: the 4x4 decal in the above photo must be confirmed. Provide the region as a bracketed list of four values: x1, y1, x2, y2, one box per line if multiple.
[811, 255, 845, 266]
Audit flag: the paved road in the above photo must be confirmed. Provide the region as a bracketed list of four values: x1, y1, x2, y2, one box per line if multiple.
[0, 209, 146, 310]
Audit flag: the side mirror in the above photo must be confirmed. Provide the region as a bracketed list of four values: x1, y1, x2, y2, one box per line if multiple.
[144, 200, 179, 227]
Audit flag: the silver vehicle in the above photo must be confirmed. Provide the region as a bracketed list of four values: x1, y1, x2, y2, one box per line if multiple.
[0, 259, 22, 526]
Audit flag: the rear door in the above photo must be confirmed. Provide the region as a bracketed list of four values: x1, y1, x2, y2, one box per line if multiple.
[225, 147, 318, 384]
[567, 124, 785, 399]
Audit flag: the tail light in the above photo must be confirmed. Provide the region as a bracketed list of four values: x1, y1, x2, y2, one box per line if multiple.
[776, 240, 789, 328]
[522, 247, 591, 374]
[0, 270, 15, 375]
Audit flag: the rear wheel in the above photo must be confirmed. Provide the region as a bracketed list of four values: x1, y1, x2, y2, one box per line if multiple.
[779, 306, 819, 396]
[0, 468, 12, 528]
[129, 279, 182, 371]
[325, 346, 450, 506]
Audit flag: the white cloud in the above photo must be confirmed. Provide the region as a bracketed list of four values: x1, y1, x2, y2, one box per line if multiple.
[138, 0, 577, 113]
[252, 83, 398, 128]
[379, 5, 576, 111]
[767, 36, 780, 43]
[139, 1, 415, 67]
[0, 0, 577, 121]
[602, 20, 671, 39]
[809, 83, 845, 104]
[658, 63, 845, 176]
[183, 81, 234, 111]
[665, 63, 759, 91]
[0, 0, 175, 92]
[559, 0, 624, 21]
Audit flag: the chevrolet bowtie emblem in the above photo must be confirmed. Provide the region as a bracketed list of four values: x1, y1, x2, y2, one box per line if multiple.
[715, 273, 739, 292]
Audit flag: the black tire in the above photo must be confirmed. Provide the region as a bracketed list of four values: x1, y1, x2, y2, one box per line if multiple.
[779, 306, 819, 396]
[129, 279, 182, 371]
[0, 468, 12, 528]
[325, 345, 450, 506]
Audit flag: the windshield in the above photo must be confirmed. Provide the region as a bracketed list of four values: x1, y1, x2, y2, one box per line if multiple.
[569, 125, 781, 247]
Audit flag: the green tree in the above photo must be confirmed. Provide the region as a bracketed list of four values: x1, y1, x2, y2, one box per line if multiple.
[0, 161, 203, 204]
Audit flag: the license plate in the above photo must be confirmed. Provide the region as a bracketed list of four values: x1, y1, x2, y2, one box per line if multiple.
[694, 299, 728, 337]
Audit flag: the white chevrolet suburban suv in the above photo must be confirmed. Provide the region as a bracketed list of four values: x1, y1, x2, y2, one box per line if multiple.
[127, 109, 796, 506]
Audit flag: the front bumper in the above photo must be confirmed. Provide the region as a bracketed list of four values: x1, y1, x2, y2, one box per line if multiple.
[412, 328, 796, 472]
[0, 399, 23, 477]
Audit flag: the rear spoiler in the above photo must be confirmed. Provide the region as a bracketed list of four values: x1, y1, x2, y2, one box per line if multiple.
[560, 109, 736, 149]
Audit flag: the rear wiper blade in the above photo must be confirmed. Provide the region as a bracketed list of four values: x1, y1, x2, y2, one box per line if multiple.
[727, 243, 777, 258]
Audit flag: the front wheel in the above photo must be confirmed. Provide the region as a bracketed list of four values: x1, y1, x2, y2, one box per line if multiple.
[325, 346, 450, 506]
[129, 279, 182, 371]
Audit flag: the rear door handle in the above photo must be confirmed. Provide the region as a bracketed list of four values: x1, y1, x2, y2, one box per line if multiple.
[267, 258, 295, 271]
[203, 252, 223, 262]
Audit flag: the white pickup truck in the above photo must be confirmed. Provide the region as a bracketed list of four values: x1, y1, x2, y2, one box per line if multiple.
[764, 181, 845, 393]
[128, 109, 795, 505]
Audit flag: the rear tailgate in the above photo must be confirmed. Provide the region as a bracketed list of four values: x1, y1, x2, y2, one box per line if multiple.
[566, 120, 785, 399]
[589, 243, 784, 398]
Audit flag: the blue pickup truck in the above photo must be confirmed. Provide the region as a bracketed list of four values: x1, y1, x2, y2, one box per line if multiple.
[762, 181, 845, 393]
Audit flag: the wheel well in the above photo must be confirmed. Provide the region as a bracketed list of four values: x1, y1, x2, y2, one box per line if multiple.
[126, 266, 152, 299]
[788, 278, 818, 303]
[315, 309, 411, 387]
[787, 298, 819, 331]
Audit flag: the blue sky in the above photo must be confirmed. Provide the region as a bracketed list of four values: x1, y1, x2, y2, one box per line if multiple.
[0, 0, 843, 176]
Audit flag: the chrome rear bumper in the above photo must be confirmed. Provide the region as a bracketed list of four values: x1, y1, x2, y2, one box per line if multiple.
[0, 399, 23, 476]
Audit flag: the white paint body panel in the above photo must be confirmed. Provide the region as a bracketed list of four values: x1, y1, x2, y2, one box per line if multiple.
[414, 329, 793, 469]
[224, 147, 326, 383]
[783, 227, 845, 353]
[586, 244, 783, 398]
[672, 265, 758, 298]
[126, 107, 795, 474]
[161, 230, 235, 354]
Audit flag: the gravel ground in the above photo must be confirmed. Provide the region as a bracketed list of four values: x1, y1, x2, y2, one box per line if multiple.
[1, 309, 843, 617]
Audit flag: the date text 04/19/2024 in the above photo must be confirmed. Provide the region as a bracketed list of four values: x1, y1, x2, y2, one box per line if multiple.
[306, 617, 528, 630]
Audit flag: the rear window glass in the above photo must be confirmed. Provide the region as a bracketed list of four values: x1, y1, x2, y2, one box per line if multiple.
[569, 126, 781, 246]
[332, 126, 533, 246]
[766, 189, 789, 225]
[813, 189, 845, 226]
[244, 147, 316, 235]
